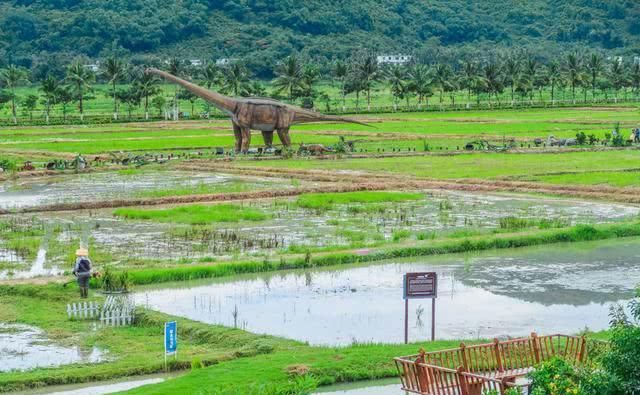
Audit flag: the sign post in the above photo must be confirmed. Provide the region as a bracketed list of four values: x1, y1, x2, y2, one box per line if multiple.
[403, 272, 437, 344]
[164, 321, 177, 370]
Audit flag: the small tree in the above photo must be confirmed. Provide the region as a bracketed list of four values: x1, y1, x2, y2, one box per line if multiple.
[22, 94, 38, 121]
[65, 62, 95, 122]
[102, 56, 126, 120]
[151, 96, 167, 118]
[39, 75, 60, 123]
[0, 65, 29, 124]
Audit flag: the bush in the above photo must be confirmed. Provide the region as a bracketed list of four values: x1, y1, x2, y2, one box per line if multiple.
[99, 266, 132, 292]
[576, 132, 587, 145]
[0, 158, 16, 172]
[603, 291, 640, 394]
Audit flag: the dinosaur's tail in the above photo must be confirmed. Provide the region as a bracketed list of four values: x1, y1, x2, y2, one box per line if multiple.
[318, 115, 375, 128]
[294, 111, 374, 127]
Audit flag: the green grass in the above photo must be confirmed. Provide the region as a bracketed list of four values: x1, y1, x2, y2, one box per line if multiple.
[113, 204, 269, 224]
[0, 285, 294, 392]
[296, 191, 423, 210]
[528, 170, 640, 188]
[244, 150, 640, 181]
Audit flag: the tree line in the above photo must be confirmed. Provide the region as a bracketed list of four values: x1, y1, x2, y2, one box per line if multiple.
[1, 50, 640, 124]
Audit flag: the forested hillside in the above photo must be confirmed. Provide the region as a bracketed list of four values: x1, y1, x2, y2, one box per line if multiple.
[1, 0, 640, 77]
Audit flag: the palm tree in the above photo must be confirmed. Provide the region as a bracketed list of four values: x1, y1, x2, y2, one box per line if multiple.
[503, 55, 521, 104]
[65, 62, 95, 122]
[56, 85, 73, 122]
[168, 57, 184, 120]
[546, 61, 562, 104]
[102, 56, 126, 120]
[333, 61, 348, 110]
[407, 64, 433, 108]
[300, 64, 320, 98]
[39, 75, 60, 123]
[432, 64, 453, 105]
[272, 56, 304, 101]
[133, 69, 160, 120]
[385, 66, 407, 111]
[482, 62, 503, 105]
[563, 52, 582, 103]
[201, 63, 220, 89]
[221, 63, 250, 97]
[585, 53, 604, 101]
[608, 59, 627, 102]
[459, 61, 487, 106]
[0, 65, 29, 124]
[354, 52, 381, 111]
[630, 63, 640, 98]
[522, 56, 539, 103]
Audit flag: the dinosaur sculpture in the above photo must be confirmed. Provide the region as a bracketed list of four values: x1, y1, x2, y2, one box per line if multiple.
[146, 68, 369, 153]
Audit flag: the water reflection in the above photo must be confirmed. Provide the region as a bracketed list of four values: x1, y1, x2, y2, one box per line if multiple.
[136, 238, 640, 345]
[0, 323, 104, 371]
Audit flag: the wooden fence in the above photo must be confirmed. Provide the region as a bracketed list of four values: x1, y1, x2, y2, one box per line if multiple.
[67, 295, 136, 326]
[67, 301, 101, 319]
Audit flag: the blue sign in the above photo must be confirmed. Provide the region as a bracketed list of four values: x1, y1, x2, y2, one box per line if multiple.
[164, 321, 177, 355]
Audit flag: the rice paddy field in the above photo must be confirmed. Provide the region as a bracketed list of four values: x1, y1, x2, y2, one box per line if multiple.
[0, 103, 638, 394]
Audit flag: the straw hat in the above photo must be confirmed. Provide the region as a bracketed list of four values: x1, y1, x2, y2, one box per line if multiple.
[75, 248, 89, 257]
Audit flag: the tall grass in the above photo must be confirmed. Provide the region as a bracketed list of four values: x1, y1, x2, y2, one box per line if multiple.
[126, 221, 640, 286]
[296, 191, 423, 210]
[113, 204, 269, 224]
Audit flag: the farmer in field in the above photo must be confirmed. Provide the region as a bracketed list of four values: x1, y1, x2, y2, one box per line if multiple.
[73, 248, 92, 298]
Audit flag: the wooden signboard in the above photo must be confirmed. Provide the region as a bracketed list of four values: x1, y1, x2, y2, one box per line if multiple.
[403, 272, 437, 343]
[404, 272, 437, 299]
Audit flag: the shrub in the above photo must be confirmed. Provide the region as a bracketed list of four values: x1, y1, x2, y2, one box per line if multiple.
[603, 290, 640, 394]
[576, 132, 587, 145]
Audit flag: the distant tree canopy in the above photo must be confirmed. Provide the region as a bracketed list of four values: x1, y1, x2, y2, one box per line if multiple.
[1, 0, 640, 78]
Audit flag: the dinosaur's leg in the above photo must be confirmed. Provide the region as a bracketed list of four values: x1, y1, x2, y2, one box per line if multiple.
[240, 127, 251, 153]
[233, 124, 242, 153]
[276, 127, 291, 147]
[261, 130, 274, 147]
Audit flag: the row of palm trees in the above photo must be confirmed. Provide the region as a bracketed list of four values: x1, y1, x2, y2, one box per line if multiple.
[323, 51, 640, 111]
[2, 51, 640, 123]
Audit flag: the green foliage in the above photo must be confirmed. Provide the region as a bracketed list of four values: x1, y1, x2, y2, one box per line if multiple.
[113, 204, 269, 224]
[576, 132, 587, 145]
[99, 266, 132, 293]
[603, 291, 640, 394]
[499, 216, 569, 230]
[0, 158, 16, 171]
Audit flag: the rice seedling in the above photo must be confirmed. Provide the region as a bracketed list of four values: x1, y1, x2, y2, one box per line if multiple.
[113, 204, 269, 224]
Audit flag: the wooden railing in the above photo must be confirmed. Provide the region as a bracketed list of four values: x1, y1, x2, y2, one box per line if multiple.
[394, 332, 588, 395]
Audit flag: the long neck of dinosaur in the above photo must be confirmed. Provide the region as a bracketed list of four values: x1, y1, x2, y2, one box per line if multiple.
[147, 68, 237, 113]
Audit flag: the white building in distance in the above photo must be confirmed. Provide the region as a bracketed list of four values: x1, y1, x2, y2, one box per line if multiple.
[377, 55, 412, 65]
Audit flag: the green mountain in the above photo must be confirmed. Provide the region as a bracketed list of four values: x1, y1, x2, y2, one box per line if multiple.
[2, 0, 639, 77]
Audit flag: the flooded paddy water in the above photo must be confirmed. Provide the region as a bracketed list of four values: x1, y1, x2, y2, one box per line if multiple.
[1, 174, 639, 278]
[0, 169, 291, 210]
[26, 190, 640, 257]
[135, 238, 640, 345]
[0, 323, 104, 372]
